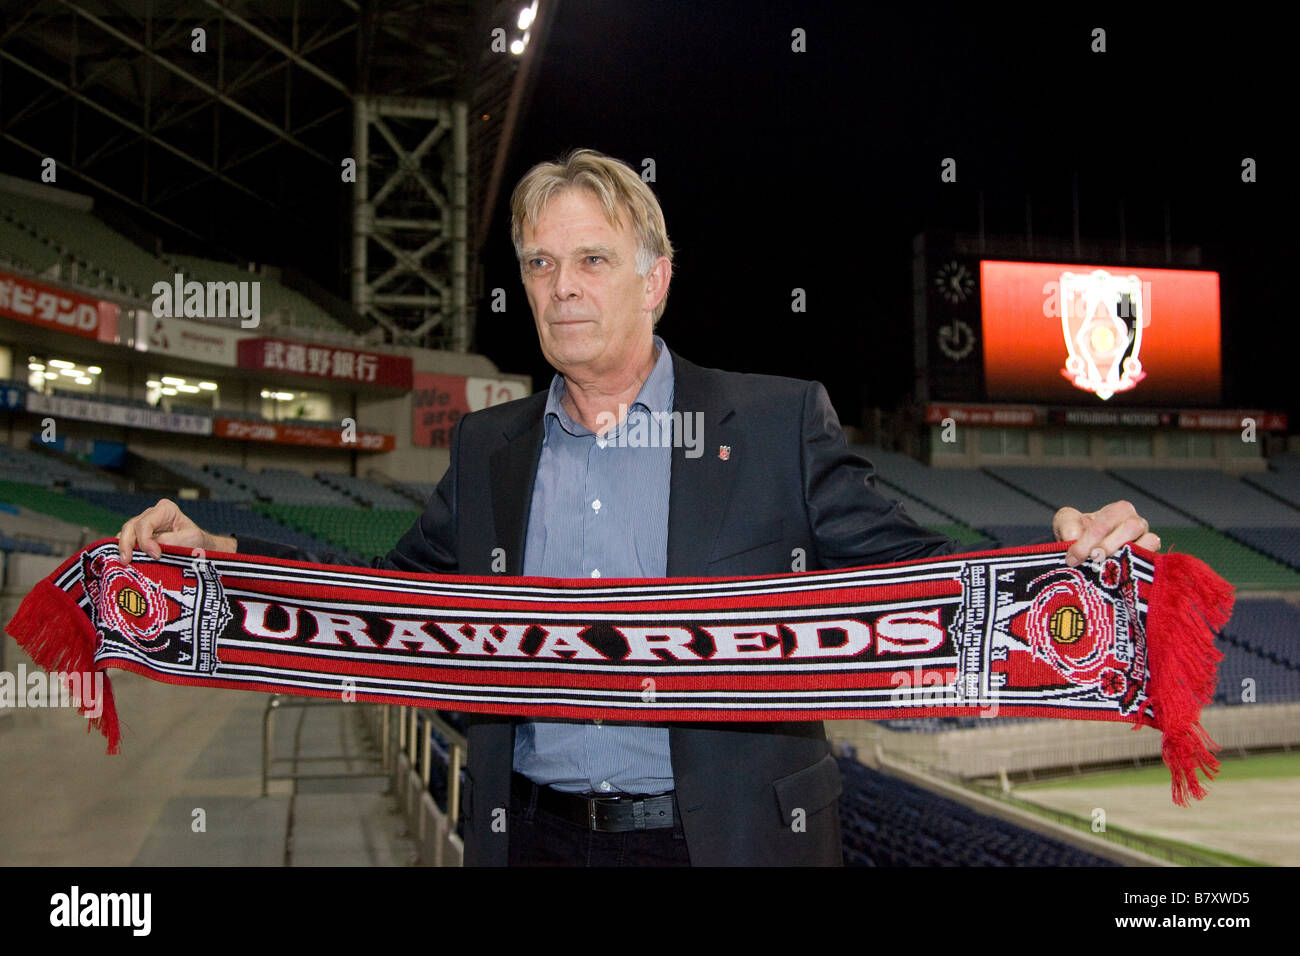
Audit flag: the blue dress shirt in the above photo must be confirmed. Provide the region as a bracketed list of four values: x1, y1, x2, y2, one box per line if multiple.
[512, 336, 676, 794]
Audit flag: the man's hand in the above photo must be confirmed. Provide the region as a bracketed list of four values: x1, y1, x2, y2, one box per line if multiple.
[1053, 500, 1161, 567]
[117, 498, 237, 565]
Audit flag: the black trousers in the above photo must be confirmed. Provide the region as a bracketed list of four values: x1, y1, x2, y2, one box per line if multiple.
[507, 779, 692, 867]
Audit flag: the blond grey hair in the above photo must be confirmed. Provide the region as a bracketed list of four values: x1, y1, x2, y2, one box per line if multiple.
[511, 148, 674, 323]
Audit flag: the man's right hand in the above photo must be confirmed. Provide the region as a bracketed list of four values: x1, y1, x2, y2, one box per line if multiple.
[117, 498, 237, 565]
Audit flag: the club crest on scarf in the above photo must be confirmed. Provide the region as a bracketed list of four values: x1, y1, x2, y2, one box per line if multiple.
[80, 548, 229, 674]
[953, 549, 1147, 715]
[82, 553, 169, 651]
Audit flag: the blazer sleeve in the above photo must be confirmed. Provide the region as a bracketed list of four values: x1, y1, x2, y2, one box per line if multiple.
[232, 419, 463, 575]
[798, 381, 1036, 566]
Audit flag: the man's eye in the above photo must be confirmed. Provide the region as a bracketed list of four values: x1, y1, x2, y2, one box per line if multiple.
[586, 255, 603, 264]
[529, 258, 549, 270]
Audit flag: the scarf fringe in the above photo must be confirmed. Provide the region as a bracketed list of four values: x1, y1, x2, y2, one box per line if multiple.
[5, 577, 121, 753]
[1143, 551, 1234, 806]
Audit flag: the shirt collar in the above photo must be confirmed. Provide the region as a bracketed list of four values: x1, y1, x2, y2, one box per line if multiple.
[544, 335, 674, 437]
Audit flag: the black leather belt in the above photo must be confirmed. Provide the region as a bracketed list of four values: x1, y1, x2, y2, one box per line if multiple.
[511, 773, 677, 832]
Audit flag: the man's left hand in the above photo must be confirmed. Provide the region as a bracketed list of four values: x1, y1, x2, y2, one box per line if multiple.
[1053, 500, 1161, 567]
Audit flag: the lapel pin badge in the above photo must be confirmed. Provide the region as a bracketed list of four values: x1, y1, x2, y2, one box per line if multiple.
[718, 445, 731, 461]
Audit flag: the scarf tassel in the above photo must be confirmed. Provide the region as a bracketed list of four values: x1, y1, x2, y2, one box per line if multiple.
[6, 577, 121, 754]
[1142, 551, 1234, 806]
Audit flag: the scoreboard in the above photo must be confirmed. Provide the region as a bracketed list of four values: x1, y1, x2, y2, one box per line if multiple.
[918, 248, 1222, 407]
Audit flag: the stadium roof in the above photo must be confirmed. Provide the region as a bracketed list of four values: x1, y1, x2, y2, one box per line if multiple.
[0, 0, 551, 316]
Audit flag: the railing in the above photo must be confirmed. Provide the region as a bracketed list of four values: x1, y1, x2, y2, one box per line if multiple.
[260, 695, 387, 795]
[381, 705, 468, 832]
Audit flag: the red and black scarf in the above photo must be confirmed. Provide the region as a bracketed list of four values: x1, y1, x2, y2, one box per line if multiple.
[6, 539, 1233, 804]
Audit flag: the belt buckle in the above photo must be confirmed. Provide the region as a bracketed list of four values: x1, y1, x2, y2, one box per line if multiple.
[585, 792, 628, 831]
[586, 794, 614, 830]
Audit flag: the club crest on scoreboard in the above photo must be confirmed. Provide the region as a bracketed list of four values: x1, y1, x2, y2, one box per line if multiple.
[1059, 269, 1148, 400]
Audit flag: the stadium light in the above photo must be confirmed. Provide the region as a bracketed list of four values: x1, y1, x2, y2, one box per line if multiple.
[147, 380, 161, 388]
[59, 369, 81, 377]
[161, 387, 178, 396]
[510, 37, 525, 55]
[28, 362, 44, 371]
[198, 382, 218, 390]
[75, 377, 92, 385]
[87, 366, 102, 374]
[49, 359, 75, 369]
[177, 384, 200, 394]
[43, 372, 58, 380]
[518, 2, 537, 30]
[161, 376, 185, 386]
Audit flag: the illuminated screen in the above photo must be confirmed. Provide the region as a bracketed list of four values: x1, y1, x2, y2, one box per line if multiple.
[980, 260, 1221, 405]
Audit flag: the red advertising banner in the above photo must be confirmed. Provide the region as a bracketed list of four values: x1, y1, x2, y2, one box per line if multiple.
[927, 403, 1287, 432]
[924, 404, 1039, 426]
[1177, 411, 1288, 432]
[214, 417, 395, 451]
[0, 270, 120, 342]
[412, 372, 530, 447]
[980, 261, 1221, 405]
[237, 337, 413, 389]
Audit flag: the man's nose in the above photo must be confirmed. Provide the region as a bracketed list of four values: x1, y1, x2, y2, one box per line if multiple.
[552, 260, 581, 299]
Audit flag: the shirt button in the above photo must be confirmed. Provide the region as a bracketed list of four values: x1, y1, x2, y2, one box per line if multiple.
[593, 719, 603, 727]
[591, 499, 601, 511]
[591, 569, 601, 578]
[599, 781, 612, 792]
[597, 439, 607, 449]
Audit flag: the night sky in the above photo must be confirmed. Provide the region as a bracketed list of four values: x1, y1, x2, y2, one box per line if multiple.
[474, 2, 1296, 426]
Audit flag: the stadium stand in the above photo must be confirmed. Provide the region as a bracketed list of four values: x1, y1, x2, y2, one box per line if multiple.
[204, 464, 351, 506]
[252, 503, 419, 560]
[1268, 452, 1300, 472]
[0, 216, 60, 274]
[843, 450, 1300, 589]
[1212, 641, 1300, 705]
[0, 480, 126, 534]
[391, 480, 439, 507]
[64, 488, 356, 559]
[835, 753, 1118, 866]
[1111, 468, 1300, 528]
[1224, 527, 1300, 573]
[854, 445, 1057, 531]
[987, 466, 1194, 526]
[0, 444, 117, 491]
[315, 472, 419, 510]
[1220, 600, 1300, 671]
[168, 253, 351, 336]
[0, 186, 170, 297]
[0, 531, 57, 555]
[1242, 469, 1300, 510]
[158, 459, 256, 502]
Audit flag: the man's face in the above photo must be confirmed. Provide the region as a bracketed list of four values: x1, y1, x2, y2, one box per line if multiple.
[520, 188, 666, 380]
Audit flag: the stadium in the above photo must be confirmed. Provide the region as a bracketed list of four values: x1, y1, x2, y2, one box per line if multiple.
[0, 0, 1295, 886]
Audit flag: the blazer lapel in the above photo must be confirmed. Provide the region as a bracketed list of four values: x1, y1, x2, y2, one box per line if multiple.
[488, 393, 547, 575]
[667, 351, 740, 577]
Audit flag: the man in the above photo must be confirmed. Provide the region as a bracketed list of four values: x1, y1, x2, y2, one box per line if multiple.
[118, 149, 1160, 866]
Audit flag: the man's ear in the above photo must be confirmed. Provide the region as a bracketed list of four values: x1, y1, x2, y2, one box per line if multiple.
[644, 256, 672, 313]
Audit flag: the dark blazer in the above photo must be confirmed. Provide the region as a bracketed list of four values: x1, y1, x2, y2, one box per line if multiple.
[235, 349, 966, 865]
